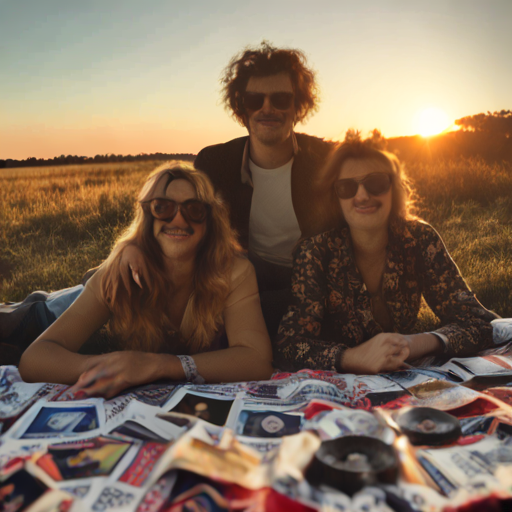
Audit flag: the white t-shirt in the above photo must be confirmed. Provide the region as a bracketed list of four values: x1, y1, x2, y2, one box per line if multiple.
[248, 158, 301, 267]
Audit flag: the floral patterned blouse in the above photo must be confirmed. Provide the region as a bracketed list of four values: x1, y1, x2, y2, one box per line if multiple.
[275, 218, 496, 372]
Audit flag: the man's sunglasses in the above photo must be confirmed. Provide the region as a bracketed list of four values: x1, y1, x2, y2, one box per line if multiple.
[242, 92, 294, 111]
[334, 173, 392, 200]
[141, 198, 210, 223]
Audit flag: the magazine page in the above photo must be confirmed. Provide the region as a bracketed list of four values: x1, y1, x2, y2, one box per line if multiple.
[0, 366, 47, 419]
[437, 361, 475, 382]
[161, 387, 237, 427]
[277, 378, 350, 406]
[105, 400, 182, 442]
[232, 398, 308, 453]
[26, 435, 135, 487]
[491, 318, 512, 346]
[302, 407, 395, 444]
[350, 375, 407, 408]
[450, 355, 512, 376]
[6, 400, 105, 443]
[147, 421, 319, 493]
[78, 480, 147, 512]
[416, 435, 511, 493]
[383, 369, 446, 393]
[242, 377, 302, 401]
[0, 367, 70, 437]
[405, 384, 490, 412]
[0, 465, 51, 512]
[25, 433, 174, 510]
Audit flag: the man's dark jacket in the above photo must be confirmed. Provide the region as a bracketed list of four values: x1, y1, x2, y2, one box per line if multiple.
[194, 133, 336, 249]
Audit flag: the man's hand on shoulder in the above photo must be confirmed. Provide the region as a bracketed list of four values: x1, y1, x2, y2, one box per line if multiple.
[119, 244, 149, 293]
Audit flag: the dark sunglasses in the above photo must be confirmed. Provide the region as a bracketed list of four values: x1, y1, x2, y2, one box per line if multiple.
[141, 198, 210, 223]
[242, 92, 294, 111]
[335, 173, 392, 199]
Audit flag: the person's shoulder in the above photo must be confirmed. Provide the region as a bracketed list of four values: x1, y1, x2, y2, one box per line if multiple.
[230, 256, 254, 282]
[396, 218, 446, 259]
[402, 218, 440, 240]
[85, 265, 106, 288]
[195, 136, 248, 164]
[227, 256, 257, 294]
[295, 226, 346, 257]
[294, 132, 335, 156]
[83, 265, 107, 303]
[303, 225, 345, 245]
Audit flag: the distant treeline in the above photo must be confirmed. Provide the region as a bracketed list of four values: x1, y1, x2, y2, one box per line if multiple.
[1, 110, 511, 169]
[387, 130, 512, 162]
[387, 110, 512, 162]
[0, 152, 195, 169]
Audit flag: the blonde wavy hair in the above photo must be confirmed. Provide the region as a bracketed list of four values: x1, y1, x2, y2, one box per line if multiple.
[100, 161, 242, 353]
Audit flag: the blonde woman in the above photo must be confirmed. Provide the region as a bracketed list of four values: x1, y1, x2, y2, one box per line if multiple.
[19, 163, 272, 397]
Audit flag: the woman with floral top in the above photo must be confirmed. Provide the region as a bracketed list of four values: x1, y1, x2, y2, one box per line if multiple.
[275, 138, 497, 374]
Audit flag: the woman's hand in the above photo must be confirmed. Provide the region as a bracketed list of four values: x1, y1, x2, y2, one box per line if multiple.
[119, 244, 149, 292]
[342, 333, 411, 375]
[68, 351, 176, 399]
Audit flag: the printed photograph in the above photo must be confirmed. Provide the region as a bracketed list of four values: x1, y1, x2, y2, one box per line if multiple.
[0, 469, 48, 511]
[35, 436, 132, 481]
[169, 393, 234, 426]
[110, 420, 170, 443]
[236, 411, 302, 438]
[21, 405, 99, 439]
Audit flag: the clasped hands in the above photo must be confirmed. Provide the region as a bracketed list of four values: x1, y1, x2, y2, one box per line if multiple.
[341, 332, 412, 375]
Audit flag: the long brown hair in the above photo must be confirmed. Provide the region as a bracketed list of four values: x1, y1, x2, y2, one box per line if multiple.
[100, 161, 242, 353]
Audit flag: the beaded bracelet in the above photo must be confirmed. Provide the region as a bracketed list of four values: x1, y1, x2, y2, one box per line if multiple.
[177, 355, 205, 384]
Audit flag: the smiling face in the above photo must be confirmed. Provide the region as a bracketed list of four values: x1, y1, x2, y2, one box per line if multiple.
[244, 73, 295, 147]
[151, 178, 207, 263]
[337, 158, 393, 233]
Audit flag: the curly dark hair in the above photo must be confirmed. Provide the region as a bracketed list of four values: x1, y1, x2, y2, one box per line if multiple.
[221, 41, 319, 126]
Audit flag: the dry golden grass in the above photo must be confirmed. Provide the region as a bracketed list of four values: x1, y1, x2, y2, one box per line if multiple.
[0, 161, 154, 299]
[1, 158, 511, 321]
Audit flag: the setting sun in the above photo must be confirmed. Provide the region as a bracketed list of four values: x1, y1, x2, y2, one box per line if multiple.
[415, 107, 451, 137]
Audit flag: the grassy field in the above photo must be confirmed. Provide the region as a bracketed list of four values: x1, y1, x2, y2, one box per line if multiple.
[1, 158, 511, 322]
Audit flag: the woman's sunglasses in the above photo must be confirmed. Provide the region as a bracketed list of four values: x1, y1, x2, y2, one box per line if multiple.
[335, 173, 392, 199]
[242, 92, 294, 111]
[141, 198, 210, 223]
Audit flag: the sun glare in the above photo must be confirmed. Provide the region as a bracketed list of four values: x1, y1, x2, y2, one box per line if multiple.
[415, 107, 451, 137]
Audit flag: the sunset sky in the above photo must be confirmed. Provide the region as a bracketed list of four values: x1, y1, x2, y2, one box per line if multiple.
[1, 0, 510, 159]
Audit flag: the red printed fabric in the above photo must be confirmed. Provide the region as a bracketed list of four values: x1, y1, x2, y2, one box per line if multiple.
[275, 219, 495, 372]
[120, 443, 168, 487]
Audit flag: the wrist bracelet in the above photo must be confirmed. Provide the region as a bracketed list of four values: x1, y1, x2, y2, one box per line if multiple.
[335, 349, 346, 373]
[177, 355, 205, 384]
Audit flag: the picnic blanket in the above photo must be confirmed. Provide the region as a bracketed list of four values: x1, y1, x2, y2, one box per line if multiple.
[2, 341, 512, 511]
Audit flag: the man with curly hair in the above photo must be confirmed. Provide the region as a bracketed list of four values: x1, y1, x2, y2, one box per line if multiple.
[193, 42, 335, 334]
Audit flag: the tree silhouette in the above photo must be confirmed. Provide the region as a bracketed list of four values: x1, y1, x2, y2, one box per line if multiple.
[455, 110, 512, 138]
